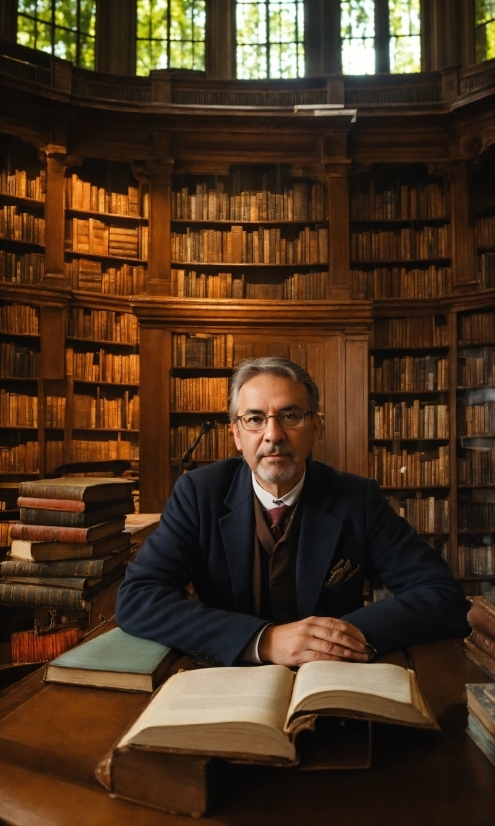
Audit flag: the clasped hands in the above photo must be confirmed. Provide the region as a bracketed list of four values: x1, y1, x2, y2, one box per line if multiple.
[258, 616, 372, 666]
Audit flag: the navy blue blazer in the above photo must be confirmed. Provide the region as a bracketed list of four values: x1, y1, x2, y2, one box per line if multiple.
[116, 458, 469, 665]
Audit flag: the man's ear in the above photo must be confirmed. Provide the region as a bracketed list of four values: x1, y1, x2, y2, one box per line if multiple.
[230, 421, 242, 451]
[312, 413, 322, 444]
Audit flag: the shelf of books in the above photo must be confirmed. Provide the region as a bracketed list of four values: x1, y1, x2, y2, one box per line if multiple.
[369, 313, 451, 567]
[457, 307, 495, 591]
[472, 147, 495, 292]
[171, 165, 329, 300]
[64, 159, 148, 295]
[62, 304, 140, 472]
[0, 300, 40, 488]
[0, 133, 46, 286]
[350, 165, 451, 300]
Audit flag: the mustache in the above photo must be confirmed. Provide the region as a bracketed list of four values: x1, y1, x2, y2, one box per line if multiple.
[256, 444, 295, 460]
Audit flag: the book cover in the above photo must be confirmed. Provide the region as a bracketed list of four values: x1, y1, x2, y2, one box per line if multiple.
[466, 684, 495, 738]
[18, 477, 133, 503]
[2, 541, 131, 575]
[9, 517, 126, 545]
[20, 498, 134, 528]
[44, 627, 175, 692]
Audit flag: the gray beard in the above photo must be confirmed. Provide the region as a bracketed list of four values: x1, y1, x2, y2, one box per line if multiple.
[255, 455, 298, 484]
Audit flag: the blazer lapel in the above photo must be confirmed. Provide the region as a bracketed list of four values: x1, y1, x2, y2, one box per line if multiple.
[219, 462, 255, 613]
[296, 463, 343, 618]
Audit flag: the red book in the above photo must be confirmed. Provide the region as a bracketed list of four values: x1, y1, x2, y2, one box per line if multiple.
[18, 496, 89, 512]
[9, 518, 126, 544]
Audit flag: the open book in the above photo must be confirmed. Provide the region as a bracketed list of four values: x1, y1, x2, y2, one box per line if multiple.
[115, 661, 438, 765]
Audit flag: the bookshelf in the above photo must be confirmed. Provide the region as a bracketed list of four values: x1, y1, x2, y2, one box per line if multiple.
[350, 166, 452, 300]
[457, 306, 495, 584]
[171, 167, 329, 300]
[64, 160, 148, 295]
[369, 312, 451, 566]
[473, 148, 495, 292]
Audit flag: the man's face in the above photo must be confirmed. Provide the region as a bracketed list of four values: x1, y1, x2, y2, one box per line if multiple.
[230, 372, 321, 497]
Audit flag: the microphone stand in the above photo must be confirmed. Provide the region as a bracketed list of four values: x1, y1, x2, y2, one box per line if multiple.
[181, 420, 215, 472]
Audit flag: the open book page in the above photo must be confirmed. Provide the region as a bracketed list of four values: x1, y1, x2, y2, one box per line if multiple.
[119, 665, 296, 752]
[285, 662, 435, 728]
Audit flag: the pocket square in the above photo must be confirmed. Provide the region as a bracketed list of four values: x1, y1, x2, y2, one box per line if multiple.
[324, 559, 361, 588]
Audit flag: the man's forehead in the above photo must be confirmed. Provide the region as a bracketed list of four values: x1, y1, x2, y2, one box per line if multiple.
[239, 374, 309, 403]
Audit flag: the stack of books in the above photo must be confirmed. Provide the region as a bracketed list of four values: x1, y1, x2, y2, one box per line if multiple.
[0, 477, 135, 661]
[466, 683, 495, 767]
[464, 593, 495, 678]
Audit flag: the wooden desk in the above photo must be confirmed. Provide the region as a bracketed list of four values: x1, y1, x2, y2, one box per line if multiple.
[0, 639, 493, 826]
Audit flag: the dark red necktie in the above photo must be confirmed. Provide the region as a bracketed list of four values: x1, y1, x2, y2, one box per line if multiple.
[266, 505, 292, 542]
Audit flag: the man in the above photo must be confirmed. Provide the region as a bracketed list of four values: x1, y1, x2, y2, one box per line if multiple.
[116, 357, 468, 666]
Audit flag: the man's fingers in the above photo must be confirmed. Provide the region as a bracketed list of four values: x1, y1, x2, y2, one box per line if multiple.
[304, 620, 367, 653]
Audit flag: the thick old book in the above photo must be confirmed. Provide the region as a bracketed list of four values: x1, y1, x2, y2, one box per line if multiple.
[9, 530, 130, 561]
[18, 476, 133, 503]
[467, 709, 495, 769]
[464, 636, 495, 679]
[20, 498, 134, 527]
[1, 542, 131, 577]
[0, 564, 125, 609]
[467, 596, 495, 641]
[44, 627, 175, 691]
[467, 628, 495, 661]
[107, 661, 437, 767]
[9, 517, 126, 544]
[124, 512, 161, 545]
[11, 627, 84, 664]
[17, 495, 125, 512]
[466, 683, 495, 738]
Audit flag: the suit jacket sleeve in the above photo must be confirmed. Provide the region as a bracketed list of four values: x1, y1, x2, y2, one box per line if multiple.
[339, 478, 469, 654]
[115, 470, 267, 666]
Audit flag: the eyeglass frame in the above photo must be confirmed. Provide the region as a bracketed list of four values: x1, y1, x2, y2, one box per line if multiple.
[235, 408, 314, 432]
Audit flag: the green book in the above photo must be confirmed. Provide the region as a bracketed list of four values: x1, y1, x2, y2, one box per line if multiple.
[44, 627, 176, 692]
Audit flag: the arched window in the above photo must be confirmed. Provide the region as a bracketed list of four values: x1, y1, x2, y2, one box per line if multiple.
[475, 0, 495, 62]
[17, 0, 96, 69]
[136, 0, 206, 75]
[341, 0, 421, 75]
[236, 0, 304, 79]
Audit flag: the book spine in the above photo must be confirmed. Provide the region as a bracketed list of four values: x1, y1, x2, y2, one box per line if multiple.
[18, 482, 86, 501]
[0, 582, 85, 609]
[17, 496, 86, 512]
[0, 559, 105, 577]
[19, 508, 88, 527]
[9, 523, 93, 542]
[469, 629, 495, 660]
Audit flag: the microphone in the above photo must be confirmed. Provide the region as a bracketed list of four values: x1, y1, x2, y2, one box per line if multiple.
[181, 420, 215, 471]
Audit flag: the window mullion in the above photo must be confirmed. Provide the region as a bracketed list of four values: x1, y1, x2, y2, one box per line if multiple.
[375, 0, 391, 73]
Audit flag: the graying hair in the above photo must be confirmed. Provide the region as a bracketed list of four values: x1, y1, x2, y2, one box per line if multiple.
[229, 357, 320, 422]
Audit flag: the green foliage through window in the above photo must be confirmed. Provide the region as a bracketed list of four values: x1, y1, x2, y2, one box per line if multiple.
[341, 0, 420, 74]
[17, 0, 96, 69]
[136, 0, 206, 75]
[236, 1, 304, 79]
[475, 0, 495, 61]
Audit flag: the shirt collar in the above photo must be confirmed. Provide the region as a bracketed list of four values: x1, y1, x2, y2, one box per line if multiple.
[251, 471, 305, 510]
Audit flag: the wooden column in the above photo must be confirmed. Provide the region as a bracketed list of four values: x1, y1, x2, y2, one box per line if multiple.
[143, 152, 174, 296]
[42, 147, 70, 289]
[205, 0, 236, 79]
[95, 0, 136, 75]
[443, 160, 478, 292]
[325, 162, 351, 300]
[304, 0, 342, 76]
[0, 0, 17, 42]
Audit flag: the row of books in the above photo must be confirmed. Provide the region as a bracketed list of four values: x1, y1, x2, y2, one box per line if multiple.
[45, 396, 66, 428]
[172, 333, 235, 368]
[478, 252, 495, 290]
[458, 402, 495, 437]
[475, 214, 495, 246]
[171, 270, 245, 298]
[350, 265, 452, 300]
[65, 349, 139, 384]
[170, 377, 230, 412]
[65, 175, 148, 217]
[458, 348, 495, 387]
[0, 250, 45, 284]
[0, 521, 15, 547]
[388, 495, 449, 533]
[369, 356, 449, 392]
[0, 167, 46, 201]
[0, 303, 39, 334]
[0, 206, 45, 245]
[64, 258, 147, 295]
[170, 423, 237, 462]
[70, 437, 138, 462]
[457, 450, 495, 486]
[0, 441, 38, 472]
[372, 316, 449, 348]
[350, 225, 451, 262]
[350, 181, 447, 221]
[171, 182, 327, 222]
[73, 393, 139, 430]
[369, 445, 450, 487]
[67, 308, 138, 344]
[65, 218, 149, 261]
[464, 598, 495, 766]
[459, 543, 495, 577]
[171, 226, 329, 265]
[459, 312, 495, 345]
[282, 270, 331, 300]
[458, 503, 495, 532]
[0, 342, 38, 378]
[0, 391, 37, 427]
[369, 401, 449, 440]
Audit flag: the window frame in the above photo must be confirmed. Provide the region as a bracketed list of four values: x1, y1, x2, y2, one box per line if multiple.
[17, 0, 96, 69]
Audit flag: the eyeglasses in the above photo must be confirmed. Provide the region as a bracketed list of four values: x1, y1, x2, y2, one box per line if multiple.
[236, 409, 313, 432]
